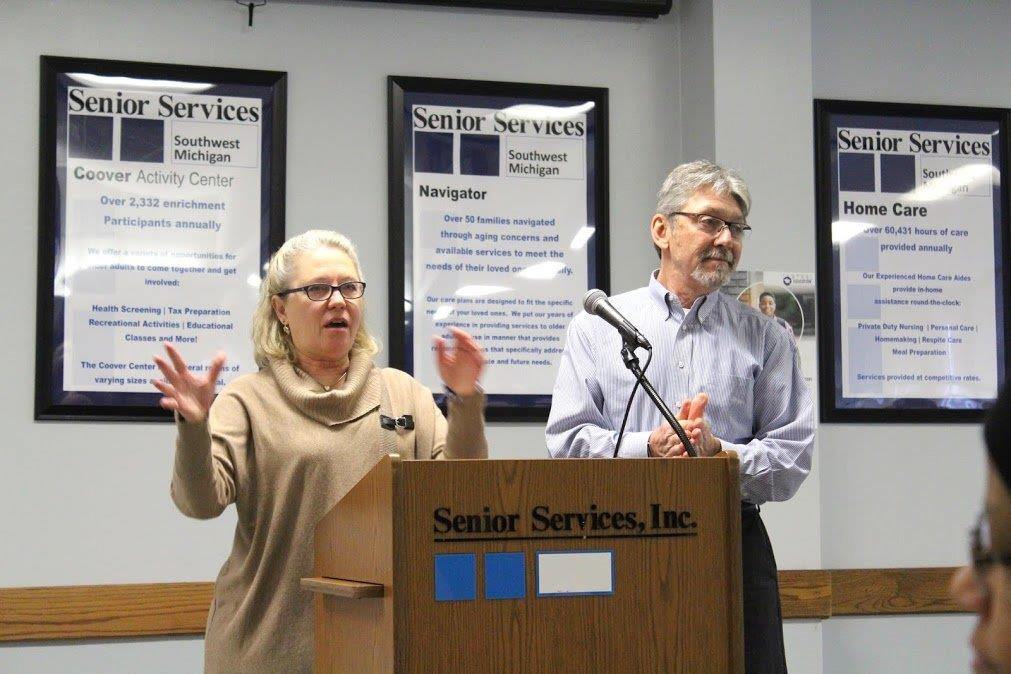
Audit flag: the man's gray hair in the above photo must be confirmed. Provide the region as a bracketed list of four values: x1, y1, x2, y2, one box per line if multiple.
[652, 160, 751, 258]
[655, 159, 752, 218]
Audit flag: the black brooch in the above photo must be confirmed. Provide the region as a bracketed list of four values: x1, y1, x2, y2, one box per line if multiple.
[380, 414, 415, 431]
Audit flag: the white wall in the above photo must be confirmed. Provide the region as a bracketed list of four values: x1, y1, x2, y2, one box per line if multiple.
[0, 637, 205, 674]
[812, 0, 1008, 671]
[0, 0, 680, 670]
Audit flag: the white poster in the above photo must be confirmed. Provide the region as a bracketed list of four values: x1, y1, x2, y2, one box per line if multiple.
[63, 88, 262, 392]
[818, 102, 1006, 419]
[37, 59, 285, 419]
[391, 80, 607, 418]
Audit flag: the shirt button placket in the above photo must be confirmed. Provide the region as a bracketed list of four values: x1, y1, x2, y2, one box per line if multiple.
[674, 322, 690, 395]
[681, 322, 694, 391]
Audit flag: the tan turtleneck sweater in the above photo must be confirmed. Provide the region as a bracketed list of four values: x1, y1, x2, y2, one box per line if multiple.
[171, 348, 487, 674]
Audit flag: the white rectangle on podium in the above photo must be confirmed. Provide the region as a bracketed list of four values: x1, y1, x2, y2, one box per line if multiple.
[536, 550, 613, 596]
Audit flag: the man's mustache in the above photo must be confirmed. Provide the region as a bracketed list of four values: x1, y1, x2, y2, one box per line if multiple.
[700, 248, 734, 263]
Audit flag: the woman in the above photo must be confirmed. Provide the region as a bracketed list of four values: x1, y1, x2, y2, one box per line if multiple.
[153, 230, 487, 673]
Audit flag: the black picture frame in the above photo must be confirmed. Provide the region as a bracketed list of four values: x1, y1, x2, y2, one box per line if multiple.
[36, 56, 286, 421]
[388, 76, 609, 421]
[814, 99, 1010, 423]
[357, 0, 672, 17]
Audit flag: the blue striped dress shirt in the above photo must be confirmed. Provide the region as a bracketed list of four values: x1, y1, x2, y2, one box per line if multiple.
[546, 272, 814, 504]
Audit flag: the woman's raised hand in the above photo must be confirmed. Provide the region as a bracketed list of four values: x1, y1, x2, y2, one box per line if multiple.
[433, 327, 485, 396]
[152, 342, 226, 424]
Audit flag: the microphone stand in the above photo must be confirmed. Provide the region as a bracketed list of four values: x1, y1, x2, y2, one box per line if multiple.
[620, 344, 698, 458]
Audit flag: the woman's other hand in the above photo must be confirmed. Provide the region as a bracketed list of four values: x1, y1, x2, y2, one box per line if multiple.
[433, 327, 485, 396]
[152, 342, 226, 423]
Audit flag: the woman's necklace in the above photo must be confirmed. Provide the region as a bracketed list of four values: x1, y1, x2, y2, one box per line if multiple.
[322, 369, 349, 392]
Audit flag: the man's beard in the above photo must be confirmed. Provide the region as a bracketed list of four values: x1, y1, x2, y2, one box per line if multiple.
[690, 247, 736, 290]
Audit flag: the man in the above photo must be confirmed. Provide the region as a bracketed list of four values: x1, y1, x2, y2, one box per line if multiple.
[546, 160, 814, 673]
[952, 384, 1011, 673]
[759, 291, 798, 344]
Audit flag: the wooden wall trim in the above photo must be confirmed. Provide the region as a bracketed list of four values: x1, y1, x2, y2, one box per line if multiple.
[0, 568, 966, 643]
[0, 582, 214, 642]
[779, 569, 832, 619]
[831, 567, 963, 616]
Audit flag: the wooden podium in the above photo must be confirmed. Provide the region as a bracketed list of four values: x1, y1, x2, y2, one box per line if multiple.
[302, 455, 743, 673]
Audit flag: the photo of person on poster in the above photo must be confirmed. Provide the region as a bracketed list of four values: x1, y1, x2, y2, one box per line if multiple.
[758, 290, 798, 344]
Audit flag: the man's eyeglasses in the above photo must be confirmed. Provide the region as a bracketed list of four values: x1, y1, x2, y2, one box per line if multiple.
[971, 511, 1011, 591]
[671, 211, 751, 240]
[276, 281, 366, 302]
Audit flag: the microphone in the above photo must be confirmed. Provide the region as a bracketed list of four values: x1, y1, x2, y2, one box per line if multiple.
[583, 289, 652, 350]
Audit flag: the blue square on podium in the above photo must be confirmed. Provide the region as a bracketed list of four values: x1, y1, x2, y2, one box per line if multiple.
[485, 552, 525, 600]
[434, 553, 476, 601]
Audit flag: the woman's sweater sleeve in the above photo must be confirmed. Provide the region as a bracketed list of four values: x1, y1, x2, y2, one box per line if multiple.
[431, 389, 488, 460]
[171, 392, 247, 519]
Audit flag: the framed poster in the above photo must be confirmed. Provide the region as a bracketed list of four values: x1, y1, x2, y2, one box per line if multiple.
[388, 76, 609, 421]
[815, 99, 1010, 422]
[36, 56, 286, 421]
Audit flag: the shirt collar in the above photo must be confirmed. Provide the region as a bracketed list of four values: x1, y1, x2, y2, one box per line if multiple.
[647, 271, 673, 318]
[647, 270, 722, 325]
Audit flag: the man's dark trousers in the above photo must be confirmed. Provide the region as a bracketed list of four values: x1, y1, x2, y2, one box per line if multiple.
[742, 503, 787, 674]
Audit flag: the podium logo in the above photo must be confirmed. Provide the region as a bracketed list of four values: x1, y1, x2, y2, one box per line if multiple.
[433, 550, 617, 601]
[433, 506, 520, 535]
[434, 552, 526, 602]
[432, 504, 698, 542]
[433, 553, 477, 601]
[537, 550, 614, 597]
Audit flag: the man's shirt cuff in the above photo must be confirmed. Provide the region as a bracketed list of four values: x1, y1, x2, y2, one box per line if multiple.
[618, 430, 652, 458]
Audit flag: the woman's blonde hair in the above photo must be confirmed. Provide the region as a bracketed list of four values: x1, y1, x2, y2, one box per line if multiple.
[251, 230, 379, 367]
